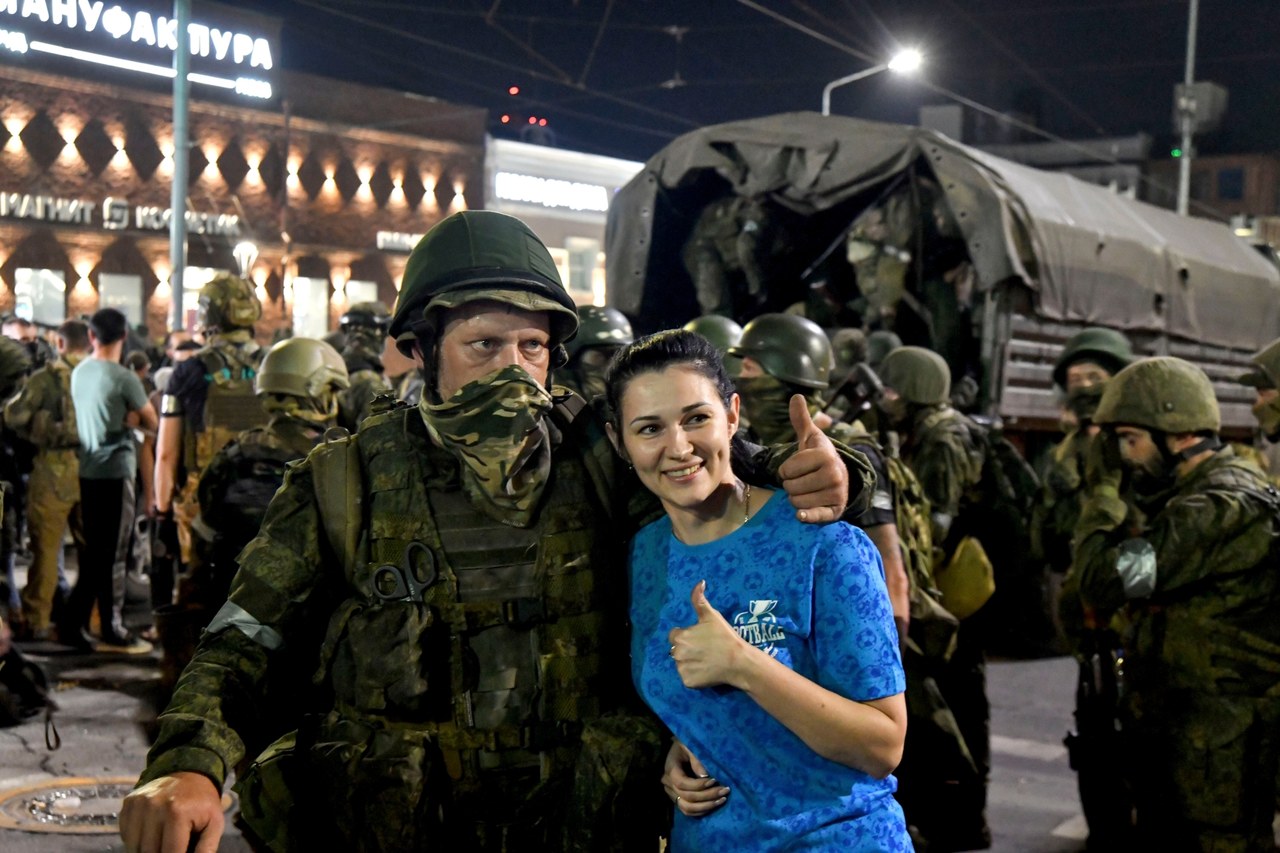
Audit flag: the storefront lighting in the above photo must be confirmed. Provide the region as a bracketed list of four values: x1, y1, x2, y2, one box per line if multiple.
[508, 86, 520, 95]
[450, 180, 467, 212]
[233, 241, 259, 279]
[538, 118, 547, 127]
[24, 41, 271, 99]
[154, 278, 172, 299]
[500, 115, 510, 124]
[527, 116, 537, 125]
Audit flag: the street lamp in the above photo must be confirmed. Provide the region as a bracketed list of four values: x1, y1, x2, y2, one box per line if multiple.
[821, 48, 923, 116]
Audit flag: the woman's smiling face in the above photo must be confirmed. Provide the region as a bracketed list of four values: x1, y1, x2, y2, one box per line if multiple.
[616, 364, 740, 513]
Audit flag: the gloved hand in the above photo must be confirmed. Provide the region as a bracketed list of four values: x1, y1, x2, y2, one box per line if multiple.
[153, 510, 180, 565]
[1083, 429, 1124, 492]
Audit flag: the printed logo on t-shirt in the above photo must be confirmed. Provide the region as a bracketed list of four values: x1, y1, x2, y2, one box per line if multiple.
[733, 600, 786, 656]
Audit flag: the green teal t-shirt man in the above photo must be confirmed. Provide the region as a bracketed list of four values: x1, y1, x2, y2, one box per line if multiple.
[72, 357, 149, 479]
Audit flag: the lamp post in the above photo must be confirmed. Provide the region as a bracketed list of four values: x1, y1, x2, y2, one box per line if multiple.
[821, 48, 922, 116]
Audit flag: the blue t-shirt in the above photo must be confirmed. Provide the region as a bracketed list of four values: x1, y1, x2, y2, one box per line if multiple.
[629, 491, 910, 852]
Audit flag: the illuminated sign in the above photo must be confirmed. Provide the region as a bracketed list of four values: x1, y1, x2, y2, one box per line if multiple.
[493, 171, 610, 213]
[103, 196, 240, 236]
[0, 0, 277, 100]
[376, 230, 425, 253]
[0, 191, 238, 237]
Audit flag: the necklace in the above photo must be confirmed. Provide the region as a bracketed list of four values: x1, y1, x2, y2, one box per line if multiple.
[743, 482, 752, 524]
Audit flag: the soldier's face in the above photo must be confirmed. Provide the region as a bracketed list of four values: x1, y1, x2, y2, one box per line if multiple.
[737, 357, 765, 378]
[613, 366, 741, 516]
[435, 302, 552, 400]
[1064, 361, 1111, 392]
[1115, 426, 1162, 476]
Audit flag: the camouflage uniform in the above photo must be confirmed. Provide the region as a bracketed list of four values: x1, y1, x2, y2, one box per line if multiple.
[879, 346, 992, 851]
[0, 337, 32, 620]
[1068, 357, 1280, 852]
[159, 275, 265, 567]
[4, 350, 84, 633]
[337, 302, 394, 431]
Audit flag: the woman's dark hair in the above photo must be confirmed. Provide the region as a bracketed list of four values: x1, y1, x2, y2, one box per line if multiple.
[604, 329, 752, 468]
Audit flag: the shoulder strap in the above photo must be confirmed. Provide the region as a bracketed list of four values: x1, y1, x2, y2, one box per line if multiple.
[549, 390, 617, 522]
[309, 432, 364, 578]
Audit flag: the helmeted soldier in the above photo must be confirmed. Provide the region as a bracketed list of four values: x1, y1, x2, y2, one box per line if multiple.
[682, 315, 743, 377]
[1064, 356, 1280, 851]
[561, 304, 633, 403]
[336, 301, 393, 430]
[1032, 328, 1134, 619]
[4, 320, 88, 640]
[1236, 337, 1280, 479]
[122, 210, 863, 853]
[153, 273, 265, 589]
[877, 344, 993, 850]
[158, 338, 350, 688]
[0, 335, 34, 627]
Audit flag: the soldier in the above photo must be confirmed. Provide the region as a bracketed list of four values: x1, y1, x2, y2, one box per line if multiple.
[729, 313, 910, 637]
[877, 345, 993, 851]
[560, 305, 633, 403]
[0, 337, 32, 626]
[681, 315, 743, 377]
[153, 273, 265, 595]
[121, 210, 863, 852]
[1064, 357, 1280, 851]
[1032, 329, 1133, 632]
[160, 338, 349, 689]
[4, 320, 88, 641]
[336, 301, 394, 430]
[1236, 336, 1280, 478]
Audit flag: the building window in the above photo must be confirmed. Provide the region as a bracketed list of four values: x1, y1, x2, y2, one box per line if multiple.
[99, 274, 143, 325]
[1217, 167, 1245, 201]
[345, 280, 378, 304]
[14, 268, 66, 326]
[564, 237, 600, 299]
[292, 276, 331, 338]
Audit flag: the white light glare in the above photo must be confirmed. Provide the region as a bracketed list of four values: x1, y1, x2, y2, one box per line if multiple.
[888, 48, 923, 75]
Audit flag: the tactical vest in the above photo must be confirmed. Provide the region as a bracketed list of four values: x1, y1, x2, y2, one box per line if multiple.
[300, 402, 629, 845]
[9, 356, 79, 450]
[844, 429, 958, 660]
[187, 342, 265, 473]
[198, 420, 322, 580]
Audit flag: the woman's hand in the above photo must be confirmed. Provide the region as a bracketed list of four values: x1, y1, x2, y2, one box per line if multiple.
[668, 581, 750, 690]
[661, 739, 729, 818]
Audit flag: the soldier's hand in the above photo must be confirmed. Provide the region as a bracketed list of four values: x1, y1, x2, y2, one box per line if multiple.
[779, 395, 848, 523]
[153, 511, 180, 563]
[119, 772, 224, 853]
[661, 739, 729, 818]
[1083, 430, 1124, 491]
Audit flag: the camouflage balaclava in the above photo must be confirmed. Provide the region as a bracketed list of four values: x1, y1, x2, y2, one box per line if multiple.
[736, 375, 798, 446]
[419, 363, 554, 528]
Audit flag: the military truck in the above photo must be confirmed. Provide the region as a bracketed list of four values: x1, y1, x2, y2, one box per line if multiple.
[605, 113, 1280, 437]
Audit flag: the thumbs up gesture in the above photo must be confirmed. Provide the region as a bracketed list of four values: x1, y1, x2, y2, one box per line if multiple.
[777, 394, 848, 523]
[668, 581, 749, 690]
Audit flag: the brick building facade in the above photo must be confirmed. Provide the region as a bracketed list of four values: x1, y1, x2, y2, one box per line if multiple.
[0, 63, 486, 343]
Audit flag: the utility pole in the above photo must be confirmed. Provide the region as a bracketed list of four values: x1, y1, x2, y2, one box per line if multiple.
[1176, 0, 1199, 216]
[168, 0, 191, 331]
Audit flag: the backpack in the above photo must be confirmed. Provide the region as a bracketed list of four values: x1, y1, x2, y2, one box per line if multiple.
[191, 345, 267, 473]
[966, 416, 1040, 520]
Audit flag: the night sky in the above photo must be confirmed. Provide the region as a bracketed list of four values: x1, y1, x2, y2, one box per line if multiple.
[218, 0, 1280, 164]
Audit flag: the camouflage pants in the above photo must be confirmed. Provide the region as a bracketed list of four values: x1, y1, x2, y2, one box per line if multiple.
[20, 452, 80, 630]
[1126, 689, 1280, 852]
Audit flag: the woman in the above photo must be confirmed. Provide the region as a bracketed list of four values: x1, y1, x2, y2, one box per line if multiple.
[605, 330, 910, 851]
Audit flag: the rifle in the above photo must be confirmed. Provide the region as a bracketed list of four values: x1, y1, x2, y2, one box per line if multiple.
[1063, 628, 1134, 846]
[822, 362, 883, 425]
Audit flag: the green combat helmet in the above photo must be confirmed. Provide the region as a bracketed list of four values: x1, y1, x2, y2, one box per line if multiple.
[879, 345, 951, 405]
[197, 272, 262, 333]
[728, 313, 833, 390]
[1094, 356, 1220, 434]
[340, 301, 391, 334]
[866, 330, 903, 373]
[390, 211, 579, 360]
[565, 305, 634, 362]
[831, 328, 868, 373]
[1052, 327, 1134, 389]
[255, 337, 350, 422]
[682, 315, 743, 355]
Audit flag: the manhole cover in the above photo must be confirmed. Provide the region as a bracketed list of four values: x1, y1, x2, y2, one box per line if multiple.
[0, 776, 233, 834]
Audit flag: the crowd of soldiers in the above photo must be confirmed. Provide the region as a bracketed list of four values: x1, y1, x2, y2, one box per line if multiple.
[0, 206, 1273, 851]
